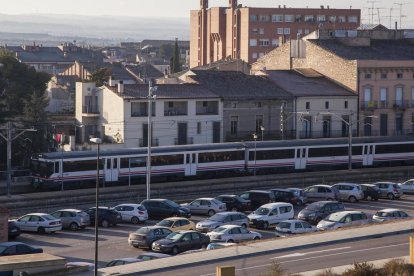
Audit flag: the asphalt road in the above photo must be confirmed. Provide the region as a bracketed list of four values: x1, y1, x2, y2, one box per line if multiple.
[13, 194, 414, 269]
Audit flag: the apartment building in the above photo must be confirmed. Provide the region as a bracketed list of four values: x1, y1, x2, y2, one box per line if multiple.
[252, 28, 414, 137]
[190, 0, 360, 67]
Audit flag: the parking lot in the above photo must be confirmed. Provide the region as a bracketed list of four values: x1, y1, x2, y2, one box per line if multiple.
[11, 193, 414, 267]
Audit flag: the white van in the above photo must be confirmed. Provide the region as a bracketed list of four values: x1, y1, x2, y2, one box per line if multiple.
[248, 202, 294, 229]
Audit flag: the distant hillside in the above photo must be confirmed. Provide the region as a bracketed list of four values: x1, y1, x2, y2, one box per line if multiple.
[0, 13, 189, 46]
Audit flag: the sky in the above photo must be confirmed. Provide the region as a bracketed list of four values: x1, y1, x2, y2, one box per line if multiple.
[1, 0, 413, 28]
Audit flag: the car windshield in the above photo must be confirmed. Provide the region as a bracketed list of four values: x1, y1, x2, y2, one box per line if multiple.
[254, 207, 269, 215]
[277, 222, 291, 229]
[209, 214, 226, 222]
[76, 211, 88, 217]
[136, 227, 151, 234]
[43, 214, 57, 220]
[325, 213, 345, 222]
[157, 220, 174, 227]
[165, 200, 180, 208]
[211, 199, 222, 205]
[0, 246, 6, 254]
[138, 205, 146, 211]
[166, 232, 182, 241]
[305, 202, 324, 211]
[392, 184, 399, 189]
[375, 212, 390, 217]
[212, 226, 228, 233]
[137, 255, 152, 261]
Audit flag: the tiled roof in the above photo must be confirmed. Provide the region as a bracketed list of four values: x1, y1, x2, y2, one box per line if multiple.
[187, 70, 292, 100]
[106, 83, 219, 100]
[125, 63, 164, 79]
[357, 24, 388, 30]
[266, 70, 356, 97]
[309, 39, 414, 60]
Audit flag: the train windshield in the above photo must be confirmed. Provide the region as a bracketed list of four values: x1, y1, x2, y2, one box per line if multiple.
[30, 159, 54, 178]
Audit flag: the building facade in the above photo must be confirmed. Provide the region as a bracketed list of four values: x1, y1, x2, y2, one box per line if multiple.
[190, 0, 360, 67]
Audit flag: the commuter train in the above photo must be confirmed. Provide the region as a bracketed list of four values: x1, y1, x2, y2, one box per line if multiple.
[30, 136, 414, 188]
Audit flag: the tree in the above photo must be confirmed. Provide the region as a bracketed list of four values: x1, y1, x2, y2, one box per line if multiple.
[171, 38, 182, 74]
[90, 67, 112, 86]
[159, 44, 174, 60]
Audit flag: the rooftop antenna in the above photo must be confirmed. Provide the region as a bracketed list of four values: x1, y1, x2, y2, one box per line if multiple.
[366, 1, 379, 24]
[383, 8, 399, 29]
[376, 7, 386, 25]
[394, 2, 408, 29]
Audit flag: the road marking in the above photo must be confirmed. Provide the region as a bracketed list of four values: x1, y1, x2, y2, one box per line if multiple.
[199, 242, 408, 276]
[270, 246, 351, 259]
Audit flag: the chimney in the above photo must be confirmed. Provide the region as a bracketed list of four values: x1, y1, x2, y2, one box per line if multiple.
[118, 80, 124, 94]
[395, 21, 398, 30]
[327, 5, 330, 9]
[320, 5, 324, 9]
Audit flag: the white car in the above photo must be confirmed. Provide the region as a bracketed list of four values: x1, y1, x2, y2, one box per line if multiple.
[207, 225, 261, 243]
[399, 179, 414, 194]
[248, 202, 294, 229]
[275, 219, 317, 237]
[113, 204, 148, 224]
[13, 213, 62, 234]
[181, 198, 226, 216]
[372, 208, 410, 222]
[317, 211, 370, 231]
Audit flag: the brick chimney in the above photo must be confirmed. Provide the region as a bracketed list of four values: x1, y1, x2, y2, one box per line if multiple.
[118, 80, 124, 94]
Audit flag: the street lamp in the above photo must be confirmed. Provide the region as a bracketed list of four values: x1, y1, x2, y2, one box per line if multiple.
[260, 126, 265, 141]
[253, 133, 258, 176]
[147, 81, 157, 200]
[89, 137, 102, 276]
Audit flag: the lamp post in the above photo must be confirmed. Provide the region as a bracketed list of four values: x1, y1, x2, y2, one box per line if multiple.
[146, 81, 157, 200]
[89, 137, 102, 276]
[260, 126, 265, 141]
[253, 133, 258, 176]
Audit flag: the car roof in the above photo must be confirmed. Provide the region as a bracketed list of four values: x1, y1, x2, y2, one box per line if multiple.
[162, 217, 190, 221]
[21, 213, 49, 216]
[245, 190, 272, 194]
[310, 184, 332, 188]
[111, 258, 140, 262]
[142, 198, 168, 202]
[377, 208, 402, 212]
[286, 188, 302, 191]
[332, 211, 365, 215]
[138, 226, 171, 230]
[213, 211, 243, 215]
[333, 182, 359, 186]
[138, 252, 170, 257]
[216, 194, 237, 198]
[279, 219, 308, 224]
[374, 182, 396, 184]
[0, 242, 28, 246]
[309, 200, 341, 205]
[55, 209, 82, 212]
[195, 198, 215, 201]
[260, 202, 293, 208]
[361, 183, 376, 187]
[215, 224, 242, 229]
[177, 230, 199, 234]
[115, 203, 143, 207]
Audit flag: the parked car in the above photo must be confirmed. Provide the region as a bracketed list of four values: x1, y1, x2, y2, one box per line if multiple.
[248, 202, 294, 229]
[12, 213, 62, 234]
[360, 184, 381, 201]
[207, 225, 261, 243]
[275, 219, 317, 237]
[8, 221, 21, 240]
[372, 208, 410, 222]
[286, 188, 308, 206]
[136, 252, 170, 261]
[331, 183, 364, 203]
[196, 212, 249, 232]
[128, 226, 172, 249]
[374, 182, 402, 199]
[65, 262, 96, 271]
[238, 190, 275, 210]
[113, 203, 148, 224]
[50, 209, 90, 231]
[206, 242, 236, 250]
[304, 185, 339, 202]
[297, 201, 345, 225]
[152, 230, 210, 255]
[106, 258, 141, 267]
[141, 199, 191, 219]
[0, 242, 43, 256]
[269, 189, 300, 206]
[214, 195, 251, 212]
[398, 179, 414, 194]
[156, 217, 196, 231]
[181, 198, 226, 216]
[317, 211, 370, 230]
[84, 207, 121, 228]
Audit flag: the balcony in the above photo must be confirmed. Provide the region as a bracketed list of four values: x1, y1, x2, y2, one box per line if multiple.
[164, 108, 187, 116]
[82, 105, 99, 115]
[196, 101, 219, 115]
[299, 130, 358, 139]
[392, 100, 410, 110]
[360, 101, 378, 111]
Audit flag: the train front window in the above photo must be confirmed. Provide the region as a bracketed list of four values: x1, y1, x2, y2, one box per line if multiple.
[31, 160, 54, 177]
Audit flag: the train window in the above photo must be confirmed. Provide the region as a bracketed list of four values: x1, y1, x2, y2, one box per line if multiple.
[63, 159, 103, 172]
[375, 144, 414, 154]
[352, 146, 363, 155]
[152, 155, 184, 166]
[249, 149, 294, 160]
[199, 151, 244, 163]
[308, 147, 348, 157]
[120, 158, 146, 168]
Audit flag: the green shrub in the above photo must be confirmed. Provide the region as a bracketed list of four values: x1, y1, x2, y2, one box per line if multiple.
[381, 259, 414, 276]
[314, 268, 340, 276]
[341, 262, 380, 276]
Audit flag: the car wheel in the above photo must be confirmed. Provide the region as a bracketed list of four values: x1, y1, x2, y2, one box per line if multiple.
[254, 236, 260, 240]
[201, 243, 207, 250]
[387, 193, 395, 200]
[208, 210, 216, 217]
[37, 227, 46, 234]
[315, 217, 323, 224]
[101, 219, 110, 228]
[241, 223, 247, 228]
[366, 195, 372, 201]
[374, 198, 379, 201]
[263, 222, 269, 229]
[172, 246, 179, 255]
[132, 245, 139, 248]
[296, 200, 303, 207]
[69, 222, 79, 231]
[231, 207, 238, 212]
[227, 239, 234, 243]
[131, 216, 140, 224]
[349, 196, 357, 203]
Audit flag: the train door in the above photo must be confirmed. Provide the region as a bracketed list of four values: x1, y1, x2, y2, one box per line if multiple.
[105, 158, 119, 182]
[295, 148, 308, 169]
[363, 145, 374, 166]
[185, 153, 197, 176]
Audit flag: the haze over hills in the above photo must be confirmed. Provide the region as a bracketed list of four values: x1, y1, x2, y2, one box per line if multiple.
[0, 13, 189, 46]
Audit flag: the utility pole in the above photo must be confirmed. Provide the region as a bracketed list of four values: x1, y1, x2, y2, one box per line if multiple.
[366, 1, 379, 24]
[394, 2, 408, 28]
[0, 122, 36, 197]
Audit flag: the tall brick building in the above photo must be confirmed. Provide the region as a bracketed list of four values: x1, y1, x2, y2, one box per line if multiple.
[190, 0, 360, 68]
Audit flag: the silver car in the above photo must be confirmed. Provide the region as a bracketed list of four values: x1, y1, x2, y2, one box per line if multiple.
[317, 211, 370, 231]
[398, 179, 414, 194]
[181, 198, 226, 216]
[304, 185, 339, 202]
[196, 212, 249, 232]
[50, 209, 90, 231]
[331, 183, 364, 203]
[372, 208, 410, 222]
[206, 225, 261, 243]
[374, 182, 402, 199]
